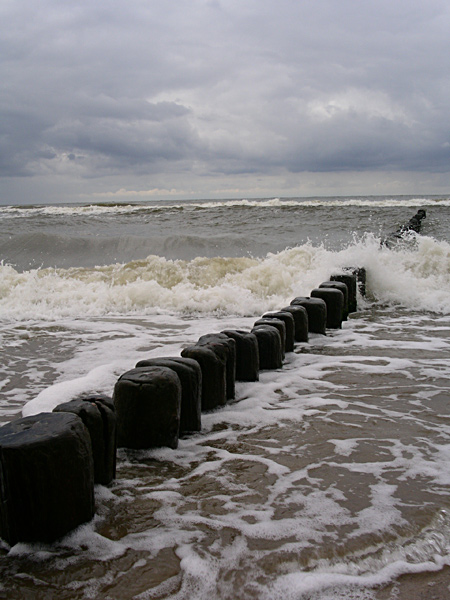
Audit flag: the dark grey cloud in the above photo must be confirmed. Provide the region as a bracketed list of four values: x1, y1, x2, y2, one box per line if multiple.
[1, 0, 450, 202]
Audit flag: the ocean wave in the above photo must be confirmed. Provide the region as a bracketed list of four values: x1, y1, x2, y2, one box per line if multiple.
[0, 231, 257, 270]
[0, 203, 150, 218]
[1, 195, 448, 219]
[2, 236, 450, 319]
[191, 196, 449, 209]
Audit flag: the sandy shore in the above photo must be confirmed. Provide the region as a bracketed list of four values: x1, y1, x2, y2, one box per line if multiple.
[374, 567, 450, 599]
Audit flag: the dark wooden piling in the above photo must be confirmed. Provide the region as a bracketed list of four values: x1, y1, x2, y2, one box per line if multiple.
[197, 333, 236, 400]
[114, 366, 181, 449]
[0, 412, 95, 545]
[262, 311, 295, 352]
[330, 273, 357, 313]
[54, 394, 116, 486]
[290, 297, 327, 334]
[253, 318, 286, 359]
[135, 357, 202, 434]
[319, 281, 349, 321]
[310, 287, 344, 329]
[251, 325, 283, 370]
[280, 305, 309, 342]
[222, 330, 259, 381]
[181, 345, 227, 410]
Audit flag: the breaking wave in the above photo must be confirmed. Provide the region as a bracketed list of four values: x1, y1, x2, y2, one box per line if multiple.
[2, 235, 450, 320]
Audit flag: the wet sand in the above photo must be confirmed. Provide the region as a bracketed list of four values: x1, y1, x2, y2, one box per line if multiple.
[375, 567, 450, 599]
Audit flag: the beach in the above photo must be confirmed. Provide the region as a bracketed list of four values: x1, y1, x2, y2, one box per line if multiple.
[1, 196, 450, 599]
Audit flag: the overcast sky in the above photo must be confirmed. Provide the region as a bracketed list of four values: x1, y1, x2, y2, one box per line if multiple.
[1, 0, 450, 204]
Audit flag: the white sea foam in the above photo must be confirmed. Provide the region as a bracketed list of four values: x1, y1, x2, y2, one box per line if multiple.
[7, 306, 450, 599]
[20, 313, 256, 416]
[2, 235, 450, 321]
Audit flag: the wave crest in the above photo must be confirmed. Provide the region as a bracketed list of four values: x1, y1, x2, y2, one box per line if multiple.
[2, 236, 450, 319]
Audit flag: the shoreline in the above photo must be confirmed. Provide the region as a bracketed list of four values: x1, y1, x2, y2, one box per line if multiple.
[375, 566, 450, 599]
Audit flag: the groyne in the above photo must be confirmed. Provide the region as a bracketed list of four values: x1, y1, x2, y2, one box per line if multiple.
[0, 267, 365, 545]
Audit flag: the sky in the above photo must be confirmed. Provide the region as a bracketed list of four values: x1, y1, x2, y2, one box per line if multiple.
[1, 0, 450, 205]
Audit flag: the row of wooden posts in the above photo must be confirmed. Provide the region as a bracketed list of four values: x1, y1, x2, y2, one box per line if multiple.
[0, 268, 365, 546]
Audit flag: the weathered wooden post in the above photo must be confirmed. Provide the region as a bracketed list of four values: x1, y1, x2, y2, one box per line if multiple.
[222, 330, 259, 381]
[181, 345, 227, 410]
[345, 267, 366, 297]
[290, 297, 327, 334]
[310, 287, 344, 329]
[330, 273, 357, 313]
[135, 357, 202, 434]
[262, 311, 295, 352]
[0, 412, 95, 545]
[197, 333, 236, 400]
[280, 305, 309, 342]
[114, 366, 181, 449]
[251, 325, 283, 370]
[54, 394, 116, 485]
[319, 281, 349, 321]
[253, 318, 286, 359]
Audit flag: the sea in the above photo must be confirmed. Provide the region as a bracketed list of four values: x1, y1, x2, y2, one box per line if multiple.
[1, 195, 450, 599]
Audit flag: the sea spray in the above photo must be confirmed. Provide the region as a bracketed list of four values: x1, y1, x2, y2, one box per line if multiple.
[3, 235, 450, 320]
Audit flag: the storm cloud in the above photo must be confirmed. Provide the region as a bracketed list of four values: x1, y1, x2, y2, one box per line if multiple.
[1, 0, 450, 203]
